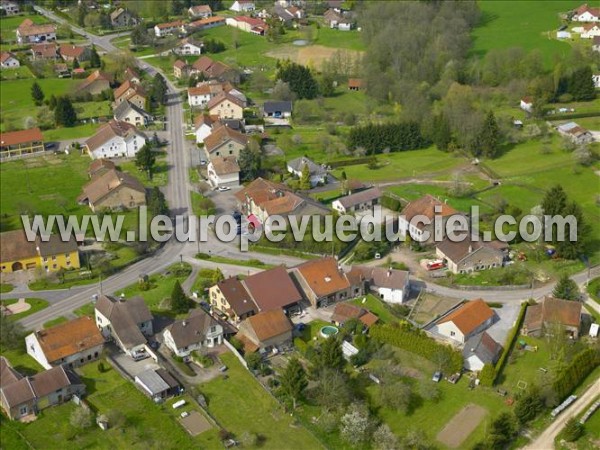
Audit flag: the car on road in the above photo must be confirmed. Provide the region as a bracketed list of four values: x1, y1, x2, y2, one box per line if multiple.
[217, 186, 231, 192]
[200, 159, 207, 166]
[432, 371, 442, 383]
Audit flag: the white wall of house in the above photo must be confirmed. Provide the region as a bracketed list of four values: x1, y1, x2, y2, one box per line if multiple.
[89, 133, 146, 159]
[465, 355, 485, 372]
[435, 321, 465, 343]
[373, 286, 406, 304]
[163, 325, 223, 357]
[188, 93, 211, 107]
[25, 333, 103, 370]
[195, 123, 212, 143]
[582, 26, 600, 38]
[230, 1, 255, 12]
[1, 56, 20, 68]
[25, 333, 51, 369]
[17, 31, 57, 44]
[574, 12, 599, 22]
[207, 164, 240, 187]
[175, 43, 202, 55]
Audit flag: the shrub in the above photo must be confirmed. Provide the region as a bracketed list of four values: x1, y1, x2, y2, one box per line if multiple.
[562, 418, 583, 442]
[493, 301, 528, 384]
[478, 363, 495, 386]
[97, 361, 106, 373]
[553, 348, 600, 402]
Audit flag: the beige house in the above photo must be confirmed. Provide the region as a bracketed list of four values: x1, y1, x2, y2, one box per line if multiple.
[436, 235, 506, 274]
[209, 276, 258, 322]
[291, 257, 354, 308]
[236, 309, 293, 353]
[204, 124, 248, 158]
[114, 80, 147, 110]
[78, 169, 146, 212]
[173, 60, 190, 79]
[207, 156, 240, 187]
[110, 8, 137, 27]
[113, 101, 152, 127]
[432, 299, 496, 344]
[76, 70, 112, 96]
[397, 194, 461, 244]
[207, 92, 245, 120]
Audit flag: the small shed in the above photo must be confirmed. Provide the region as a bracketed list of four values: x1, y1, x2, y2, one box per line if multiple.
[590, 323, 599, 338]
[342, 340, 359, 360]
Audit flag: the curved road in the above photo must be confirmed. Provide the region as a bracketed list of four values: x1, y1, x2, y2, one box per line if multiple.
[3, 7, 597, 332]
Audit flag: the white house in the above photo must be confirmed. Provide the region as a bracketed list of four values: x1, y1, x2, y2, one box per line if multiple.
[347, 266, 410, 304]
[332, 187, 381, 214]
[207, 156, 240, 187]
[113, 101, 152, 127]
[556, 30, 572, 39]
[0, 1, 20, 15]
[154, 20, 184, 37]
[230, 0, 255, 12]
[581, 23, 600, 38]
[0, 51, 19, 69]
[433, 299, 496, 344]
[163, 309, 223, 357]
[173, 38, 203, 56]
[25, 317, 105, 370]
[462, 332, 502, 371]
[94, 295, 153, 358]
[16, 21, 57, 44]
[194, 114, 220, 144]
[571, 4, 600, 22]
[188, 4, 212, 18]
[84, 120, 147, 159]
[593, 73, 600, 88]
[520, 96, 533, 113]
[286, 156, 328, 187]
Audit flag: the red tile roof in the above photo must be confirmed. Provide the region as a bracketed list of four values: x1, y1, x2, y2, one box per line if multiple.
[437, 299, 494, 336]
[294, 257, 350, 298]
[0, 127, 43, 146]
[243, 266, 303, 311]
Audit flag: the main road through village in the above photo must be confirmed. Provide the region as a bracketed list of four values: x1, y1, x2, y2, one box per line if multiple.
[3, 6, 599, 332]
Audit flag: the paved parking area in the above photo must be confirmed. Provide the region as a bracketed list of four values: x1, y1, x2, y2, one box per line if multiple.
[111, 349, 160, 379]
[486, 302, 521, 345]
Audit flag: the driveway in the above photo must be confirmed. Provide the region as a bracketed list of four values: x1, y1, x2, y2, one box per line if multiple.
[109, 346, 161, 379]
[485, 302, 521, 345]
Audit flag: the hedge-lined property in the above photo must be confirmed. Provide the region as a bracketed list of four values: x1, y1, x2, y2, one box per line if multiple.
[370, 323, 463, 373]
[492, 301, 529, 384]
[553, 348, 600, 402]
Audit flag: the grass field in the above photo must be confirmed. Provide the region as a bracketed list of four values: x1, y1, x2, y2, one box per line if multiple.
[43, 316, 68, 329]
[350, 294, 400, 324]
[198, 352, 322, 448]
[0, 298, 49, 321]
[0, 283, 14, 293]
[471, 0, 579, 66]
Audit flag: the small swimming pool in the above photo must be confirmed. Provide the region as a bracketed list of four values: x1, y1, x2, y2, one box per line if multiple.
[320, 325, 339, 338]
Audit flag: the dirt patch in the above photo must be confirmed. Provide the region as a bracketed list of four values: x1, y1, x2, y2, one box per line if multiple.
[265, 45, 362, 70]
[411, 293, 462, 326]
[3, 298, 31, 315]
[179, 411, 212, 436]
[436, 404, 487, 448]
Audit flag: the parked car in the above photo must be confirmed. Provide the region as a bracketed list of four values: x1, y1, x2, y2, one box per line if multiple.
[218, 186, 231, 192]
[432, 371, 442, 383]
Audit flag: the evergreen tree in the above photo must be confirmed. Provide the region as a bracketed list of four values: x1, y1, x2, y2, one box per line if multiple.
[299, 163, 311, 190]
[568, 66, 595, 101]
[212, 268, 224, 285]
[31, 81, 44, 106]
[151, 73, 168, 106]
[488, 412, 517, 449]
[319, 73, 335, 97]
[552, 274, 580, 300]
[48, 94, 57, 110]
[279, 357, 307, 409]
[147, 186, 168, 216]
[433, 113, 452, 151]
[89, 46, 101, 68]
[54, 96, 77, 127]
[170, 280, 191, 314]
[276, 60, 319, 99]
[135, 144, 156, 180]
[77, 5, 87, 27]
[475, 111, 500, 158]
[563, 418, 583, 442]
[514, 387, 544, 424]
[555, 200, 589, 259]
[0, 313, 25, 350]
[541, 185, 568, 218]
[238, 147, 262, 181]
[72, 57, 80, 69]
[316, 337, 345, 371]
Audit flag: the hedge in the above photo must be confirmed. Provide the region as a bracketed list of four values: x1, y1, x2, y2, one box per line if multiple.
[553, 348, 600, 402]
[370, 323, 463, 373]
[491, 302, 529, 384]
[547, 111, 600, 121]
[348, 122, 429, 154]
[380, 195, 402, 212]
[327, 156, 374, 169]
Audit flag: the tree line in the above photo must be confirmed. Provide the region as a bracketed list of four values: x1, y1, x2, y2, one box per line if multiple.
[347, 122, 429, 155]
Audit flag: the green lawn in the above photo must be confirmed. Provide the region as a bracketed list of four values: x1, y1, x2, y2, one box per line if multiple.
[74, 101, 112, 120]
[350, 294, 400, 324]
[1, 359, 219, 449]
[198, 352, 322, 448]
[118, 263, 193, 314]
[331, 146, 465, 183]
[43, 316, 68, 329]
[0, 345, 44, 376]
[471, 0, 579, 66]
[118, 153, 169, 187]
[43, 122, 100, 141]
[311, 25, 366, 51]
[0, 298, 49, 321]
[0, 65, 36, 80]
[0, 283, 14, 293]
[587, 277, 600, 304]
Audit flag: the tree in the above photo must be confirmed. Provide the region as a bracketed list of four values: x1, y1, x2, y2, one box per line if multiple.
[380, 381, 412, 413]
[475, 111, 500, 158]
[299, 163, 311, 190]
[272, 79, 295, 101]
[568, 66, 595, 101]
[238, 147, 262, 181]
[89, 46, 101, 68]
[70, 407, 93, 429]
[552, 274, 580, 300]
[151, 73, 168, 106]
[276, 60, 319, 99]
[54, 97, 77, 127]
[433, 113, 452, 151]
[488, 412, 517, 449]
[0, 314, 25, 350]
[340, 403, 372, 445]
[72, 57, 80, 69]
[211, 268, 224, 285]
[245, 352, 262, 371]
[31, 82, 44, 106]
[319, 73, 336, 97]
[563, 417, 584, 442]
[170, 280, 191, 314]
[514, 387, 545, 424]
[315, 336, 344, 371]
[135, 144, 156, 180]
[76, 5, 87, 27]
[373, 424, 399, 450]
[418, 382, 441, 403]
[541, 185, 568, 218]
[478, 363, 496, 386]
[279, 357, 307, 409]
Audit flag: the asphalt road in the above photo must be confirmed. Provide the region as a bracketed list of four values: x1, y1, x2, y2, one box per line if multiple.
[8, 7, 598, 330]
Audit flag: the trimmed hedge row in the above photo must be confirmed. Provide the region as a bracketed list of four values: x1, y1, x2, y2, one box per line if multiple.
[492, 301, 529, 385]
[370, 323, 463, 373]
[547, 111, 600, 121]
[553, 348, 600, 402]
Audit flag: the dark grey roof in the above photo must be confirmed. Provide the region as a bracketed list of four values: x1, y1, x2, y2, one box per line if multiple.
[287, 157, 327, 176]
[30, 366, 82, 398]
[113, 100, 151, 121]
[463, 332, 502, 365]
[165, 308, 219, 349]
[436, 235, 504, 265]
[156, 368, 180, 389]
[95, 295, 152, 349]
[36, 234, 78, 257]
[336, 187, 381, 209]
[263, 100, 292, 113]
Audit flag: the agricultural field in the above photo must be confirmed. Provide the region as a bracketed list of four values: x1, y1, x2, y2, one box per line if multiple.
[471, 0, 580, 65]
